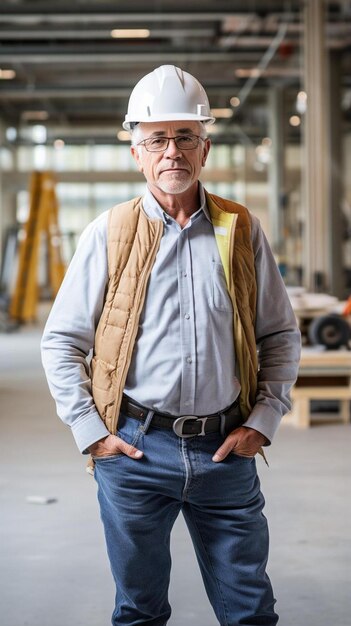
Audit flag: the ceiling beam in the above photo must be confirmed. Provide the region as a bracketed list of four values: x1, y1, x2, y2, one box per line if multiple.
[0, 3, 301, 23]
[0, 50, 262, 63]
[0, 28, 216, 39]
[0, 84, 274, 100]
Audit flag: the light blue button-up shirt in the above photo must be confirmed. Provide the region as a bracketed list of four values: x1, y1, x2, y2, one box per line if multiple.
[124, 185, 239, 415]
[41, 183, 301, 453]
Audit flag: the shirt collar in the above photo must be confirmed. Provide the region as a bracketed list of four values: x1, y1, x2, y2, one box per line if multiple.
[142, 183, 211, 225]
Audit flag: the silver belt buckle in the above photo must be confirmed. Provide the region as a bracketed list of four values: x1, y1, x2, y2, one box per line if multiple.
[172, 415, 208, 438]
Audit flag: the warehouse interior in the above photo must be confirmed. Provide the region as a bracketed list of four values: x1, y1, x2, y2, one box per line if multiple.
[0, 1, 351, 625]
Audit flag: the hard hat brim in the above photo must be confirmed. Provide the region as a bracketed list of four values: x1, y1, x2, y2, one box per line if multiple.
[123, 113, 216, 131]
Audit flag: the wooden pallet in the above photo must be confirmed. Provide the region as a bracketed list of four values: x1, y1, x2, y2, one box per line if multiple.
[287, 348, 351, 428]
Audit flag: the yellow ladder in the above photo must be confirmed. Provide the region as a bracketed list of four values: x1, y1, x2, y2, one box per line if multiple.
[9, 171, 65, 322]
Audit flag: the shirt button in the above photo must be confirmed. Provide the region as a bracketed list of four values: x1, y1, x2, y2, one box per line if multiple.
[186, 356, 192, 364]
[184, 313, 190, 320]
[183, 271, 187, 277]
[184, 401, 190, 406]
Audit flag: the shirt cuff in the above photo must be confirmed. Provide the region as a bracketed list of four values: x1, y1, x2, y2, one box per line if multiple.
[243, 403, 282, 445]
[70, 411, 111, 454]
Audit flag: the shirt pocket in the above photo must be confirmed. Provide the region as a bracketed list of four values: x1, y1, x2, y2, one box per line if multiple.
[211, 261, 233, 312]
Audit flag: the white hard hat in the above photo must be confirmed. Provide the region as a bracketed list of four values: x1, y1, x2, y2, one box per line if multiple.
[123, 65, 215, 130]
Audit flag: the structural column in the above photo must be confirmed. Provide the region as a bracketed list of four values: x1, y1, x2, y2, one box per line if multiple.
[0, 119, 5, 266]
[268, 86, 285, 256]
[303, 0, 330, 291]
[328, 51, 344, 298]
[0, 120, 17, 292]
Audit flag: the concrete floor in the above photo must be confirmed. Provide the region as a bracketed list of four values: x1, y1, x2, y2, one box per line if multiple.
[1, 316, 350, 626]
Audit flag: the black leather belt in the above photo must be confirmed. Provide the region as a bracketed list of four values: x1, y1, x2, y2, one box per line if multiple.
[120, 395, 242, 438]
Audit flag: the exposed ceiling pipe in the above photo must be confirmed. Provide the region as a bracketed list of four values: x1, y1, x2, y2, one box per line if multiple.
[234, 21, 289, 111]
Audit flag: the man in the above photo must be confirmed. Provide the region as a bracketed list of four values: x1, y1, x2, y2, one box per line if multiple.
[41, 65, 301, 626]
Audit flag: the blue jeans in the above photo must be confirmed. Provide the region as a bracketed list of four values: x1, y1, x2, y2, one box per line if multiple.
[94, 411, 278, 626]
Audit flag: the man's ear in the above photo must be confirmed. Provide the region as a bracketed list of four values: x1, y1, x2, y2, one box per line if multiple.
[131, 146, 144, 173]
[202, 138, 211, 167]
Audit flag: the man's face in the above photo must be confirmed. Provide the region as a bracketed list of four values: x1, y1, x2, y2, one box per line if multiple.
[130, 121, 211, 196]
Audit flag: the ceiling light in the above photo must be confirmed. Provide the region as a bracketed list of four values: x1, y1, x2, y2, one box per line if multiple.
[54, 139, 65, 149]
[296, 91, 307, 114]
[117, 130, 131, 141]
[235, 68, 261, 78]
[0, 69, 16, 80]
[31, 125, 47, 144]
[6, 127, 17, 142]
[230, 96, 240, 107]
[111, 29, 150, 39]
[210, 108, 233, 118]
[262, 137, 272, 147]
[289, 115, 301, 127]
[255, 145, 271, 164]
[235, 69, 247, 78]
[21, 111, 49, 121]
[205, 125, 219, 135]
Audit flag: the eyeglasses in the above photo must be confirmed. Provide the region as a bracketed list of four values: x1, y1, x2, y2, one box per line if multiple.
[137, 134, 204, 152]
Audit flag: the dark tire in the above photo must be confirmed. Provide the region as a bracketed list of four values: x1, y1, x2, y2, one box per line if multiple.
[308, 314, 351, 350]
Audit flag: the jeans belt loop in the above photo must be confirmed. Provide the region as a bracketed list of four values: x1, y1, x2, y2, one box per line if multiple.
[172, 415, 209, 438]
[219, 412, 227, 438]
[140, 409, 154, 434]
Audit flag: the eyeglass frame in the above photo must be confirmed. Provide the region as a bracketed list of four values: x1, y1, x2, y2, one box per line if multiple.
[136, 134, 205, 153]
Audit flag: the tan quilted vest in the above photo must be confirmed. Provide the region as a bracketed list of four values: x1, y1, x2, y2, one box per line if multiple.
[91, 192, 257, 440]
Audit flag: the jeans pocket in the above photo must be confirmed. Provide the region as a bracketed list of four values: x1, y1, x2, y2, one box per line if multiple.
[92, 452, 124, 462]
[116, 413, 143, 449]
[230, 452, 254, 462]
